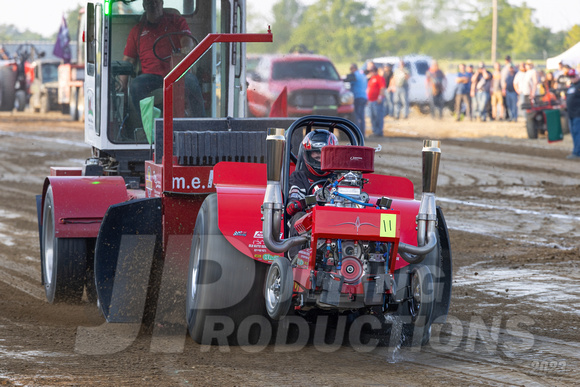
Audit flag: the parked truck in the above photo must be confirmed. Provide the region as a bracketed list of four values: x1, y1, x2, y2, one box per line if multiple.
[366, 55, 457, 114]
[37, 0, 451, 347]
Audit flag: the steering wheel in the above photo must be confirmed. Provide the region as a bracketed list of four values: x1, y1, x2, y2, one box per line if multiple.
[153, 32, 198, 62]
[307, 179, 327, 196]
[16, 43, 40, 62]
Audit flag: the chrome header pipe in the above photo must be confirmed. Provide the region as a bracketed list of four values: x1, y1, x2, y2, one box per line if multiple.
[264, 128, 285, 208]
[422, 139, 441, 195]
[262, 128, 308, 253]
[399, 140, 441, 263]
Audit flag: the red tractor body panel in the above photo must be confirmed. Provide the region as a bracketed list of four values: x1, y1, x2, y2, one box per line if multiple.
[213, 161, 420, 269]
[42, 176, 128, 238]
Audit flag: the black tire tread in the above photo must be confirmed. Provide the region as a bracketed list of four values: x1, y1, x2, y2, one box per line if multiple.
[186, 194, 267, 345]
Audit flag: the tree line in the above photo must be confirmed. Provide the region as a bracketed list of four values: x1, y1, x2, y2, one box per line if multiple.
[0, 6, 81, 44]
[2, 1, 578, 64]
[247, 0, 580, 63]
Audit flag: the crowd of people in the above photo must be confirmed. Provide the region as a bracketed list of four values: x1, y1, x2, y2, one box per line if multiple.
[452, 56, 580, 124]
[346, 59, 411, 138]
[346, 55, 580, 160]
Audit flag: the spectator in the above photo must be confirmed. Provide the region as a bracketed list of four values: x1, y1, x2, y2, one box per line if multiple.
[383, 64, 394, 117]
[504, 65, 518, 122]
[454, 63, 471, 121]
[491, 62, 504, 120]
[0, 45, 10, 60]
[540, 73, 558, 104]
[471, 62, 492, 121]
[426, 60, 446, 119]
[392, 59, 410, 119]
[346, 63, 368, 134]
[522, 59, 538, 106]
[513, 62, 527, 114]
[556, 64, 570, 89]
[557, 64, 577, 94]
[466, 64, 474, 119]
[565, 77, 580, 160]
[366, 64, 386, 137]
[554, 61, 565, 79]
[544, 72, 557, 92]
[500, 55, 514, 119]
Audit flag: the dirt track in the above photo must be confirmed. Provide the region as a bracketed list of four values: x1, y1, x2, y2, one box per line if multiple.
[0, 110, 579, 386]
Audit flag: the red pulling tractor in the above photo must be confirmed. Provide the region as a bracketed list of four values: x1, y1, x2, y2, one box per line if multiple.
[186, 117, 452, 346]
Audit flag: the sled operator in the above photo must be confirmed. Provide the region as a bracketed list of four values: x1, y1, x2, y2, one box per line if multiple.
[120, 0, 205, 124]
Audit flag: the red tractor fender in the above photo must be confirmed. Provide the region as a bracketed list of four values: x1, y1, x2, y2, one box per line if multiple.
[214, 162, 421, 268]
[214, 162, 281, 263]
[41, 176, 128, 238]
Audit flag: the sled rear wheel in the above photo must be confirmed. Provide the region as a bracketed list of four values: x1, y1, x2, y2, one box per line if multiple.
[41, 186, 86, 303]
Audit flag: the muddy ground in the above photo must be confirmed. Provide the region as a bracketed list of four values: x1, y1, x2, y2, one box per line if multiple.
[0, 110, 579, 386]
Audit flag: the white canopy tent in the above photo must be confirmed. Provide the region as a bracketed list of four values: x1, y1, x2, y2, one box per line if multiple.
[546, 41, 580, 70]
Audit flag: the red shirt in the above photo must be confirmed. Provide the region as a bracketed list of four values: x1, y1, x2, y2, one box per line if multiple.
[367, 74, 386, 102]
[124, 12, 191, 77]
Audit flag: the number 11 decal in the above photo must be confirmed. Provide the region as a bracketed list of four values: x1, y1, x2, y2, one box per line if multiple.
[380, 213, 397, 238]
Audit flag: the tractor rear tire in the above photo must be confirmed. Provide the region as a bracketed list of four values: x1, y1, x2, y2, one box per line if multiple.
[265, 257, 293, 320]
[85, 238, 98, 304]
[78, 86, 85, 121]
[15, 90, 26, 112]
[526, 112, 539, 139]
[561, 113, 570, 135]
[70, 87, 79, 121]
[40, 94, 50, 114]
[399, 264, 434, 346]
[186, 194, 268, 345]
[41, 186, 86, 303]
[0, 66, 16, 111]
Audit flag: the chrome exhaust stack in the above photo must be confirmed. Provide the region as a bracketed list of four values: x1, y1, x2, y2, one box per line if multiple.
[262, 128, 308, 253]
[399, 140, 441, 263]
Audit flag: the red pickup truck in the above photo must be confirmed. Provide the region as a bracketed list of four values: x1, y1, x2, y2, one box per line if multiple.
[247, 54, 354, 119]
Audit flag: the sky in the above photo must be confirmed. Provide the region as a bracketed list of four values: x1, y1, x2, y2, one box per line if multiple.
[2, 0, 579, 37]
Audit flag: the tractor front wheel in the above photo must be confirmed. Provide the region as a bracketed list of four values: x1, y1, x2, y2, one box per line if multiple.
[41, 186, 86, 303]
[265, 257, 293, 320]
[186, 194, 268, 345]
[399, 264, 434, 346]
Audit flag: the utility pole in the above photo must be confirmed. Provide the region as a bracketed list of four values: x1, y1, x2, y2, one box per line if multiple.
[491, 0, 497, 63]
